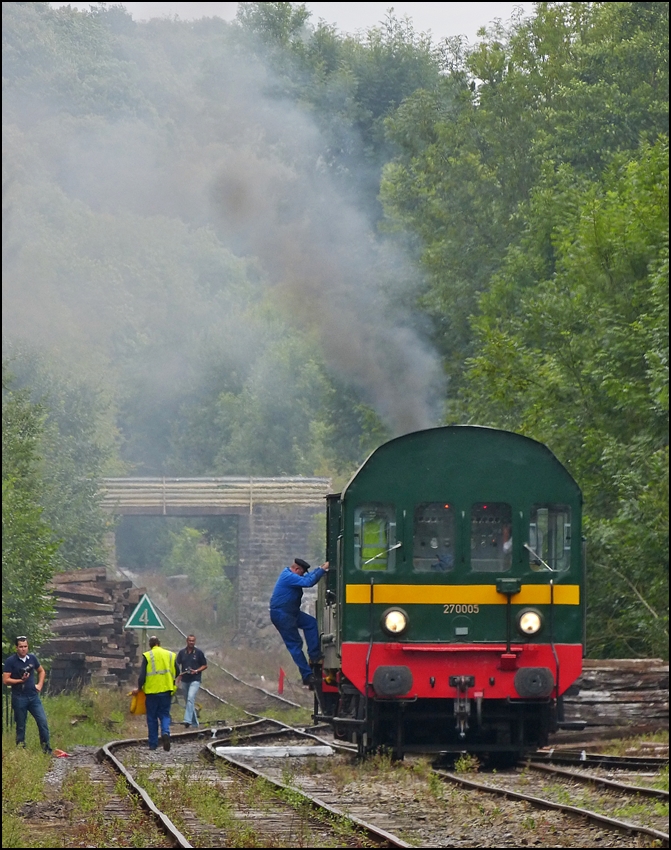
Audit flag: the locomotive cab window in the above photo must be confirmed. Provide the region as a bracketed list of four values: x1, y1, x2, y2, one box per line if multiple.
[528, 504, 571, 572]
[354, 504, 396, 571]
[413, 503, 455, 572]
[470, 503, 512, 572]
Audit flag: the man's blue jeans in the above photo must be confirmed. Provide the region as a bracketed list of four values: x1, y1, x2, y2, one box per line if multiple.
[12, 692, 51, 752]
[181, 679, 200, 726]
[270, 608, 320, 681]
[145, 691, 172, 748]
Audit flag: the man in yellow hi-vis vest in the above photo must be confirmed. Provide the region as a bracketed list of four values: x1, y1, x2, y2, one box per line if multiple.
[132, 636, 177, 751]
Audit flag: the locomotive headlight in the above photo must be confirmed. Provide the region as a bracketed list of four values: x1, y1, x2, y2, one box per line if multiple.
[517, 609, 542, 635]
[381, 607, 409, 636]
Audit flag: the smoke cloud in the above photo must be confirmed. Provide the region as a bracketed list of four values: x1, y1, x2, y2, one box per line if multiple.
[206, 48, 445, 434]
[3, 6, 445, 452]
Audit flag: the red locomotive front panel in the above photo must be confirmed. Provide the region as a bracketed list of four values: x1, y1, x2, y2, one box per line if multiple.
[341, 642, 583, 700]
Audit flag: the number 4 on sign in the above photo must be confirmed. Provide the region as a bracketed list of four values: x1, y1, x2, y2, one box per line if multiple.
[124, 594, 165, 630]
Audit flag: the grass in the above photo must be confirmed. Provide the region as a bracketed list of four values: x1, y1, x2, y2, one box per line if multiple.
[35, 685, 145, 751]
[1, 686, 160, 849]
[650, 764, 669, 792]
[2, 684, 139, 819]
[2, 745, 53, 849]
[261, 705, 314, 726]
[409, 756, 447, 798]
[600, 729, 669, 756]
[613, 798, 669, 822]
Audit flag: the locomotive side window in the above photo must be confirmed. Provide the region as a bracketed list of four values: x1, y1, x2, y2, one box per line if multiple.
[470, 502, 512, 572]
[528, 504, 571, 572]
[354, 504, 396, 571]
[413, 503, 455, 572]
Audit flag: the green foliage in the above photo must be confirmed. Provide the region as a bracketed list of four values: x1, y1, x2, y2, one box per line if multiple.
[379, 2, 668, 658]
[381, 1, 669, 386]
[5, 349, 118, 571]
[115, 515, 178, 571]
[2, 367, 58, 654]
[453, 753, 480, 773]
[461, 139, 669, 657]
[165, 526, 235, 623]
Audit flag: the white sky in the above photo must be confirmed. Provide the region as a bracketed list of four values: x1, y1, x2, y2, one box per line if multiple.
[48, 2, 536, 44]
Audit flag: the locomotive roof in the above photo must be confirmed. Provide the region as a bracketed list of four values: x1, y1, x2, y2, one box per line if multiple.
[342, 425, 580, 499]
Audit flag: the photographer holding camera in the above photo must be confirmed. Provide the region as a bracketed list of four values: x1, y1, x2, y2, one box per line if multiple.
[3, 636, 52, 754]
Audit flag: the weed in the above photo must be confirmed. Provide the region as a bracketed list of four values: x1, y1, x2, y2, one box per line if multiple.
[427, 770, 445, 798]
[330, 760, 356, 791]
[360, 748, 395, 776]
[40, 686, 135, 750]
[1, 743, 50, 809]
[62, 767, 108, 814]
[454, 753, 480, 773]
[545, 783, 571, 805]
[1, 745, 58, 848]
[280, 760, 297, 786]
[522, 815, 537, 830]
[245, 776, 275, 808]
[651, 764, 669, 793]
[613, 800, 669, 821]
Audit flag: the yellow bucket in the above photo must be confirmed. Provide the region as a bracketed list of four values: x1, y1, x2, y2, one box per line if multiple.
[129, 690, 146, 715]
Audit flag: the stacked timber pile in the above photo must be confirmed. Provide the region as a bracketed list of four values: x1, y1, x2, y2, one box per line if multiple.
[559, 658, 669, 740]
[41, 567, 145, 693]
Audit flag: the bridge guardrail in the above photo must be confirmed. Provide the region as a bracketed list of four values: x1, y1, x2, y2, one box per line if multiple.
[101, 477, 332, 513]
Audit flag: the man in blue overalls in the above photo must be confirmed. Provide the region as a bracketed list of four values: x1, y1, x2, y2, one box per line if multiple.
[269, 558, 329, 688]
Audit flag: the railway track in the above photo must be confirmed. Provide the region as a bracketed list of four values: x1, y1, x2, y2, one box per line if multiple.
[243, 745, 668, 847]
[530, 748, 669, 771]
[44, 663, 667, 850]
[526, 760, 669, 800]
[100, 720, 410, 847]
[431, 762, 668, 847]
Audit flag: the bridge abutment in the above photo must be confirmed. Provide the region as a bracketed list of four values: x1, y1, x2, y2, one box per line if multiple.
[237, 504, 325, 649]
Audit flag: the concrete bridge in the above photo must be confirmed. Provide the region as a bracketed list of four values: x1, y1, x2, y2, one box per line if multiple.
[100, 477, 332, 646]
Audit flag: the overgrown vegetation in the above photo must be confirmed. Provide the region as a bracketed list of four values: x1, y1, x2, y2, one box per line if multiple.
[2, 367, 58, 654]
[1, 686, 150, 848]
[2, 1, 668, 657]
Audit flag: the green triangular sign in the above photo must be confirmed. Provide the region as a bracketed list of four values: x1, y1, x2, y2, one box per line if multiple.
[124, 594, 165, 630]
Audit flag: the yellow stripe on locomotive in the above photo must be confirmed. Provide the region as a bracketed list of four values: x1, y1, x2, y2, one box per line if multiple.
[345, 583, 580, 605]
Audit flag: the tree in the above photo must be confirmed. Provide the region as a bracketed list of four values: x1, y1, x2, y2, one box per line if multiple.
[5, 349, 118, 571]
[461, 138, 669, 658]
[380, 2, 669, 393]
[164, 526, 235, 627]
[2, 367, 58, 654]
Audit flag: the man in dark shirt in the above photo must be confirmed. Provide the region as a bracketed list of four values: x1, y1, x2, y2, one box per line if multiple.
[2, 636, 52, 754]
[269, 558, 329, 688]
[175, 634, 207, 728]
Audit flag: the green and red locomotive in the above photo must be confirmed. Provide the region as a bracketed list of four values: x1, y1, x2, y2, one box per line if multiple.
[314, 426, 586, 759]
